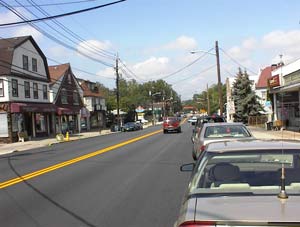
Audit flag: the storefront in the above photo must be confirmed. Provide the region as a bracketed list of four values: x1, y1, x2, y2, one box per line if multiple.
[56, 107, 81, 134]
[9, 102, 56, 141]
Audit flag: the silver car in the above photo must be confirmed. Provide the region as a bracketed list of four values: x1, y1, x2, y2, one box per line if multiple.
[175, 139, 300, 227]
[192, 122, 254, 160]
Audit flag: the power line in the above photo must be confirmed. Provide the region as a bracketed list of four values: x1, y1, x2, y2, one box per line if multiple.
[220, 47, 257, 75]
[0, 2, 115, 67]
[4, 0, 100, 8]
[159, 48, 214, 80]
[26, 0, 116, 60]
[0, 0, 127, 27]
[172, 64, 216, 85]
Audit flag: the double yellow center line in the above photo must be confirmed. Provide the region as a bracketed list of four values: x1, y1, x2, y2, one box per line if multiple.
[0, 130, 161, 189]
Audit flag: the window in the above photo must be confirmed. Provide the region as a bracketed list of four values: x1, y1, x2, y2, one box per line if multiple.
[32, 58, 37, 72]
[61, 88, 68, 104]
[33, 83, 38, 99]
[73, 90, 79, 105]
[12, 79, 18, 97]
[43, 85, 47, 99]
[22, 55, 28, 70]
[0, 79, 4, 97]
[24, 81, 30, 98]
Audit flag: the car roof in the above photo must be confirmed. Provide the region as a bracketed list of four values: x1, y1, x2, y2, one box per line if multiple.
[202, 122, 245, 127]
[206, 139, 300, 153]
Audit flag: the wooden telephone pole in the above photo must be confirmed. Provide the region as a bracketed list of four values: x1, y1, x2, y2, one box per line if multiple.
[215, 41, 223, 116]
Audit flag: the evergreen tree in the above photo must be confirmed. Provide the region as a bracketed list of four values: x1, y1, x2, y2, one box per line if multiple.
[232, 68, 262, 123]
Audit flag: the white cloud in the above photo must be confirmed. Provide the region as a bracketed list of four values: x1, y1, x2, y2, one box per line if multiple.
[13, 26, 42, 40]
[164, 35, 198, 51]
[96, 67, 115, 79]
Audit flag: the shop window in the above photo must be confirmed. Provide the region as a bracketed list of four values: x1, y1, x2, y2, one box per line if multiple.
[33, 83, 38, 99]
[43, 85, 48, 99]
[35, 113, 46, 133]
[23, 55, 29, 70]
[12, 79, 18, 97]
[32, 58, 37, 72]
[73, 90, 79, 105]
[24, 81, 30, 98]
[0, 79, 4, 97]
[61, 88, 68, 104]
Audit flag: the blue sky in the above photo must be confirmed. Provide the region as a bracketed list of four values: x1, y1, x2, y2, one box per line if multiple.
[1, 0, 300, 100]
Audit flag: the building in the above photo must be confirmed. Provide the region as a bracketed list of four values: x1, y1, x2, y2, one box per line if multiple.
[48, 63, 85, 134]
[77, 79, 107, 130]
[269, 59, 300, 131]
[0, 36, 56, 143]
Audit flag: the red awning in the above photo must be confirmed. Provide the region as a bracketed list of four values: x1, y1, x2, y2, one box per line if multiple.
[11, 102, 57, 113]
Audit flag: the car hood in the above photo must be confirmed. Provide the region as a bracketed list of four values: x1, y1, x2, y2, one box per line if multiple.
[194, 196, 300, 223]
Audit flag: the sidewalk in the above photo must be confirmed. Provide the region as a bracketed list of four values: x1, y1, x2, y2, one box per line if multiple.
[0, 129, 113, 156]
[249, 126, 300, 140]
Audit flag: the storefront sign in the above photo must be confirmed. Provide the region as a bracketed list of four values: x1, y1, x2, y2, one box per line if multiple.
[268, 75, 280, 87]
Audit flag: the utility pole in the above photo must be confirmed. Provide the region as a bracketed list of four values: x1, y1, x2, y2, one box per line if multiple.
[116, 53, 120, 130]
[207, 83, 210, 115]
[215, 41, 223, 116]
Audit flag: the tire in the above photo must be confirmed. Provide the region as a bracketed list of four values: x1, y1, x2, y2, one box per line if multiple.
[163, 129, 167, 134]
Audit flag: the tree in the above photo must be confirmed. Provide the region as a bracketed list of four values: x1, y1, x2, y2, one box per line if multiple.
[232, 68, 262, 123]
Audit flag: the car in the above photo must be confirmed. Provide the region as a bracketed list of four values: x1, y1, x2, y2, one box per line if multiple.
[121, 122, 138, 132]
[192, 122, 254, 160]
[175, 139, 300, 227]
[191, 115, 226, 143]
[135, 121, 143, 130]
[187, 116, 198, 125]
[163, 116, 181, 133]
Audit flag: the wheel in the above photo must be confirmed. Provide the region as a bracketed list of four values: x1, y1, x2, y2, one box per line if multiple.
[163, 129, 167, 134]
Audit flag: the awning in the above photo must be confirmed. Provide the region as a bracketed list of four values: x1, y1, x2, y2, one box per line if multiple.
[11, 102, 57, 113]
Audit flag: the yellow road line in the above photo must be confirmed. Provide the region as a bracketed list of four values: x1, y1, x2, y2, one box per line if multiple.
[0, 129, 162, 189]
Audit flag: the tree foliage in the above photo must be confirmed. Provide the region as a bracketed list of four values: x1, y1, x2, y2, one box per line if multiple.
[232, 68, 262, 123]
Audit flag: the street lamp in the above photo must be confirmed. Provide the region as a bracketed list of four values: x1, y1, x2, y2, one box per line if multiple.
[149, 91, 161, 125]
[190, 41, 223, 116]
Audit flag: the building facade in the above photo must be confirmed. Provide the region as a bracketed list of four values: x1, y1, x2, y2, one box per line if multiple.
[0, 36, 56, 143]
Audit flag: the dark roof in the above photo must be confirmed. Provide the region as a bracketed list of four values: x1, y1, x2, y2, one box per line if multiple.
[0, 36, 50, 79]
[80, 80, 104, 97]
[256, 65, 278, 89]
[48, 63, 70, 83]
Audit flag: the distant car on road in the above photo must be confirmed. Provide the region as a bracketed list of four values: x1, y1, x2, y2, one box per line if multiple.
[188, 116, 198, 125]
[122, 122, 139, 132]
[175, 139, 300, 227]
[163, 116, 181, 133]
[192, 122, 254, 160]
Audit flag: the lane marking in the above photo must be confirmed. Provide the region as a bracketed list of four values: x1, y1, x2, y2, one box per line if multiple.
[0, 129, 162, 189]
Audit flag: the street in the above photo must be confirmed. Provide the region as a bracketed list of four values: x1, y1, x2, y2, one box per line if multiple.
[0, 123, 193, 227]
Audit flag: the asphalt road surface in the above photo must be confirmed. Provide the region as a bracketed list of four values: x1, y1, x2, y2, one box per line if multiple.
[0, 122, 194, 227]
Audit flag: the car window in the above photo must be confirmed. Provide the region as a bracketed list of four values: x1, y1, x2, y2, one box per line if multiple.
[189, 150, 300, 196]
[204, 125, 251, 138]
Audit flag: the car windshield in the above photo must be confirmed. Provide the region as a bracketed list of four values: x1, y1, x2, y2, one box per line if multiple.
[204, 125, 251, 138]
[189, 150, 300, 196]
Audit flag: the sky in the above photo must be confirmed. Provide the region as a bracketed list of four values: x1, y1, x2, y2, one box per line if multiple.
[1, 0, 300, 100]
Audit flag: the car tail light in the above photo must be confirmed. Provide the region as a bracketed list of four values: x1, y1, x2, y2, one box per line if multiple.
[200, 145, 206, 152]
[179, 221, 215, 227]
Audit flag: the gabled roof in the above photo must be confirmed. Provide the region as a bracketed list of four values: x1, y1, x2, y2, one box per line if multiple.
[256, 65, 278, 89]
[48, 63, 70, 83]
[80, 80, 104, 97]
[0, 36, 50, 79]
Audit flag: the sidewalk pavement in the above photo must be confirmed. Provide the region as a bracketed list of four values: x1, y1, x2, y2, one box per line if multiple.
[0, 129, 113, 156]
[1, 125, 300, 156]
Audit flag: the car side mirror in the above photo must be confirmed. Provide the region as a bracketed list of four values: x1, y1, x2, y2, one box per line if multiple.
[180, 163, 195, 172]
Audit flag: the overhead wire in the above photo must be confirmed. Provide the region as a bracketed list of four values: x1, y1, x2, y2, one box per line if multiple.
[0, 0, 127, 27]
[0, 1, 115, 67]
[159, 48, 214, 80]
[220, 47, 257, 75]
[26, 0, 116, 60]
[4, 0, 100, 8]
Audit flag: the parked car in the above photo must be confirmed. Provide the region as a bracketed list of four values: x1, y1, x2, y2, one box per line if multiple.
[163, 116, 181, 133]
[121, 122, 138, 132]
[191, 115, 226, 143]
[135, 121, 143, 130]
[175, 139, 300, 227]
[192, 122, 254, 160]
